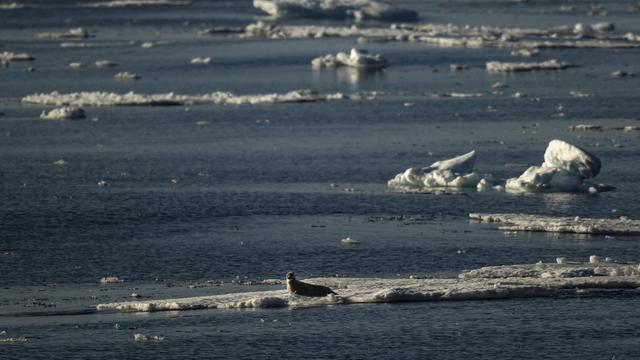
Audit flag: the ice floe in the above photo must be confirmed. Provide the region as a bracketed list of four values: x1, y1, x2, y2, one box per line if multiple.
[133, 334, 165, 342]
[40, 106, 86, 120]
[388, 150, 493, 191]
[469, 213, 640, 235]
[253, 0, 418, 22]
[568, 124, 602, 131]
[0, 2, 25, 10]
[0, 51, 34, 62]
[97, 260, 640, 312]
[100, 276, 123, 284]
[505, 139, 609, 193]
[114, 71, 140, 80]
[311, 48, 386, 69]
[22, 90, 349, 107]
[190, 57, 211, 65]
[95, 60, 119, 68]
[486, 59, 573, 72]
[83, 0, 189, 7]
[36, 27, 92, 39]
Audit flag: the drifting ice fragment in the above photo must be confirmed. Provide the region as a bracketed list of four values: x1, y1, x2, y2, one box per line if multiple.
[134, 334, 165, 342]
[469, 213, 640, 235]
[252, 0, 418, 22]
[388, 150, 493, 190]
[114, 71, 141, 80]
[190, 57, 211, 65]
[312, 48, 386, 69]
[40, 107, 86, 120]
[100, 276, 123, 284]
[0, 51, 34, 62]
[84, 0, 189, 7]
[486, 59, 573, 72]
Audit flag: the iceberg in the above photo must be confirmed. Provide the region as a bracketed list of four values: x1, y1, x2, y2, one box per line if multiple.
[252, 0, 418, 22]
[311, 48, 386, 69]
[469, 213, 640, 235]
[22, 90, 349, 107]
[505, 139, 608, 193]
[96, 260, 640, 312]
[388, 150, 493, 191]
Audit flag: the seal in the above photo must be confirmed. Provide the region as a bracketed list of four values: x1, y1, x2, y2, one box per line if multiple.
[285, 272, 337, 297]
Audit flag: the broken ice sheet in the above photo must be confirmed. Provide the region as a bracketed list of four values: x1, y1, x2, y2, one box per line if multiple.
[469, 213, 640, 235]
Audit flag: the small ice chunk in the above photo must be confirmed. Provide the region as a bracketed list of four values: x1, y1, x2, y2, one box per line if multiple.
[190, 57, 211, 65]
[341, 236, 361, 245]
[100, 276, 123, 284]
[510, 48, 540, 57]
[0, 2, 26, 10]
[69, 62, 85, 68]
[0, 51, 34, 62]
[312, 48, 386, 69]
[486, 59, 572, 72]
[556, 257, 566, 264]
[141, 42, 154, 48]
[114, 71, 141, 80]
[53, 159, 67, 166]
[611, 70, 635, 78]
[134, 333, 165, 342]
[589, 255, 599, 264]
[568, 124, 602, 131]
[40, 107, 86, 120]
[95, 60, 119, 68]
[36, 27, 91, 39]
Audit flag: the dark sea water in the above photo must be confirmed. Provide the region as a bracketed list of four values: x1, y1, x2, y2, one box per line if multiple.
[1, 0, 640, 358]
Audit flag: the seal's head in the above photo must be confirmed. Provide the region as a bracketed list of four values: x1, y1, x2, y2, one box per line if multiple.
[286, 272, 295, 281]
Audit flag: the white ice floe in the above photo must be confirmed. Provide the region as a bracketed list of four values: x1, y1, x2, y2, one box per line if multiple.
[22, 90, 348, 107]
[0, 51, 34, 62]
[36, 27, 91, 39]
[0, 2, 25, 10]
[388, 150, 493, 191]
[469, 213, 640, 235]
[426, 92, 484, 98]
[510, 48, 540, 57]
[95, 60, 119, 68]
[569, 90, 593, 98]
[100, 276, 123, 284]
[505, 139, 607, 193]
[311, 48, 386, 69]
[97, 260, 640, 312]
[83, 0, 189, 7]
[40, 107, 86, 120]
[190, 57, 211, 65]
[486, 59, 573, 72]
[114, 71, 140, 80]
[253, 0, 418, 22]
[69, 62, 85, 69]
[341, 236, 361, 245]
[568, 124, 602, 131]
[133, 334, 165, 342]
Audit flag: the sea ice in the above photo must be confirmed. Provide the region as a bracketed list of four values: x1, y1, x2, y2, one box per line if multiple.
[100, 276, 123, 284]
[311, 48, 386, 69]
[133, 334, 165, 341]
[252, 0, 418, 22]
[36, 27, 91, 39]
[486, 59, 573, 72]
[0, 51, 34, 62]
[388, 150, 493, 191]
[97, 260, 640, 312]
[114, 71, 141, 80]
[22, 90, 349, 107]
[469, 213, 640, 235]
[505, 139, 606, 193]
[83, 0, 189, 7]
[190, 57, 211, 65]
[95, 60, 119, 68]
[40, 107, 86, 120]
[0, 2, 25, 10]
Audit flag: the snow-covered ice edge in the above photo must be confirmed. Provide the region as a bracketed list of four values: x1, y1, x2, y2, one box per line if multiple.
[469, 213, 640, 235]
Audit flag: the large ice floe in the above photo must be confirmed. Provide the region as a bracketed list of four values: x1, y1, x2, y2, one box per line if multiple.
[387, 150, 494, 191]
[22, 90, 348, 107]
[96, 260, 640, 312]
[486, 59, 573, 72]
[470, 213, 640, 235]
[505, 139, 609, 193]
[253, 0, 418, 22]
[311, 48, 386, 69]
[241, 21, 640, 50]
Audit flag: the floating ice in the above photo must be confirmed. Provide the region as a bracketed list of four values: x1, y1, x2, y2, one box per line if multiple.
[22, 90, 349, 107]
[469, 213, 640, 235]
[83, 0, 189, 7]
[190, 57, 211, 65]
[341, 236, 361, 245]
[486, 59, 573, 72]
[253, 0, 418, 22]
[114, 71, 140, 80]
[97, 260, 640, 312]
[505, 139, 606, 193]
[568, 124, 602, 131]
[95, 60, 119, 68]
[311, 48, 386, 69]
[510, 48, 540, 57]
[0, 2, 25, 10]
[69, 62, 85, 69]
[388, 150, 493, 191]
[40, 107, 86, 120]
[0, 51, 34, 62]
[36, 27, 91, 39]
[100, 276, 123, 284]
[133, 334, 165, 342]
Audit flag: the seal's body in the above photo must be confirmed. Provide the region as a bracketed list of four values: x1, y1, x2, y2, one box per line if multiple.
[285, 272, 337, 297]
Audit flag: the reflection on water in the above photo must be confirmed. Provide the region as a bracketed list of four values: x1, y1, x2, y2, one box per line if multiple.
[312, 66, 387, 87]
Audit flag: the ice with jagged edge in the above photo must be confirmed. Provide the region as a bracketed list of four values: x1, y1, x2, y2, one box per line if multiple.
[486, 59, 573, 72]
[253, 0, 418, 22]
[312, 48, 386, 69]
[0, 51, 34, 62]
[505, 139, 611, 193]
[22, 90, 348, 107]
[40, 107, 86, 120]
[469, 213, 640, 235]
[242, 21, 640, 50]
[96, 260, 640, 312]
[387, 150, 494, 191]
